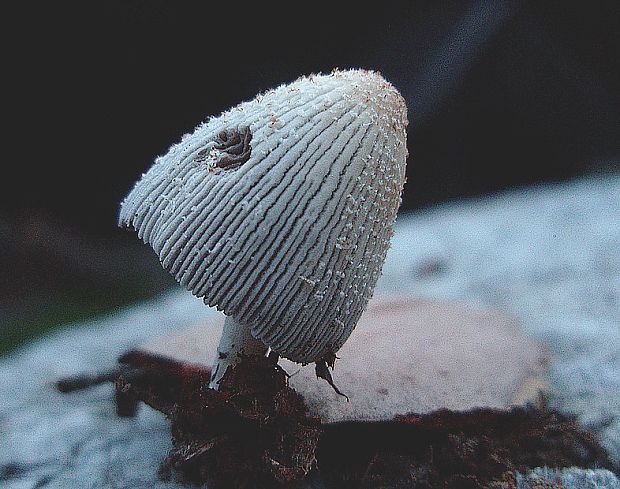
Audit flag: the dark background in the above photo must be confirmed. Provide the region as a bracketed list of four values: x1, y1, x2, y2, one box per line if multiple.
[2, 0, 619, 353]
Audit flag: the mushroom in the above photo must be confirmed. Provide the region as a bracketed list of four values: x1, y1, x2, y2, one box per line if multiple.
[119, 69, 408, 389]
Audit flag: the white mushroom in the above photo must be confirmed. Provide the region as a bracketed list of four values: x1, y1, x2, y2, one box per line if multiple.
[119, 69, 408, 389]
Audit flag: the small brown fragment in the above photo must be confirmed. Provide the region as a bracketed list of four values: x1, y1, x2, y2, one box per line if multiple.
[315, 358, 349, 401]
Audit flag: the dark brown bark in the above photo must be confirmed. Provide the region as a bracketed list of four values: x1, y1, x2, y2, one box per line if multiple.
[58, 349, 616, 488]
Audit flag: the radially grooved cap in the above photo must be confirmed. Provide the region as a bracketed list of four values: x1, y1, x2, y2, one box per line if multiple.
[119, 69, 408, 364]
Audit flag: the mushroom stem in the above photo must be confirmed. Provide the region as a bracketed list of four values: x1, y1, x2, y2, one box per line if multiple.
[209, 316, 268, 389]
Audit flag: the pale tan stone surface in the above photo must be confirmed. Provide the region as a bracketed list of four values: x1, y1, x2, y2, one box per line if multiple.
[143, 295, 549, 423]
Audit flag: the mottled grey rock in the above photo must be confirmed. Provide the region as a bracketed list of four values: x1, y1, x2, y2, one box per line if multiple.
[516, 467, 620, 488]
[0, 293, 211, 489]
[380, 175, 620, 467]
[1, 175, 618, 488]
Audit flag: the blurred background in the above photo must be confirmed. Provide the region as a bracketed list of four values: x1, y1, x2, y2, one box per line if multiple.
[2, 0, 619, 354]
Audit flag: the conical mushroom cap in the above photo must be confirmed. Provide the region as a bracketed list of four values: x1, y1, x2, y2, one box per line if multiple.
[119, 69, 408, 364]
